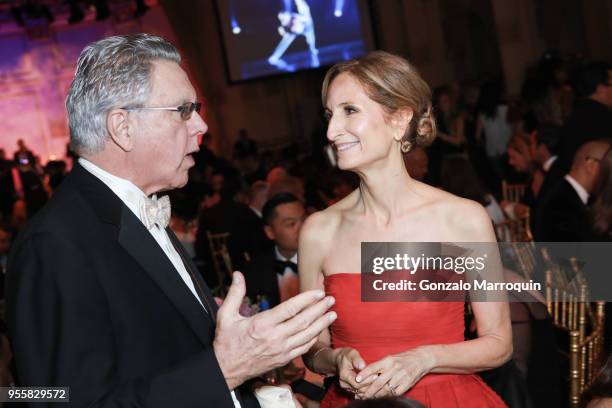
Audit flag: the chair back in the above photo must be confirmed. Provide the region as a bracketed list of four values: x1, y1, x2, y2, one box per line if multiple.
[569, 302, 606, 407]
[206, 231, 233, 296]
[502, 180, 527, 203]
[494, 212, 533, 242]
[540, 248, 606, 407]
[511, 241, 538, 280]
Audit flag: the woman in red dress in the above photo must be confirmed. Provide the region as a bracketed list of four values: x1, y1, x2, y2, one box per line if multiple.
[299, 51, 511, 407]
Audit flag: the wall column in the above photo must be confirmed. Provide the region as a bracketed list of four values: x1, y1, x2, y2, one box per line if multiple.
[490, 0, 542, 96]
[400, 0, 453, 87]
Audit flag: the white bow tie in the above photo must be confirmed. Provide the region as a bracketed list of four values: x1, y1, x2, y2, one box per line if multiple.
[140, 195, 171, 229]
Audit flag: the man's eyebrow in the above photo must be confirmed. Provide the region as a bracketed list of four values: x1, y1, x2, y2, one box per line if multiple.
[281, 215, 301, 221]
[177, 96, 197, 104]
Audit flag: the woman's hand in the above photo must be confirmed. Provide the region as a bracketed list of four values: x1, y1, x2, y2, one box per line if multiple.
[334, 347, 367, 395]
[354, 347, 436, 399]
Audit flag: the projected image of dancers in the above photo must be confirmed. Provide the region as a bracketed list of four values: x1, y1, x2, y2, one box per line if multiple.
[216, 0, 372, 81]
[268, 0, 319, 71]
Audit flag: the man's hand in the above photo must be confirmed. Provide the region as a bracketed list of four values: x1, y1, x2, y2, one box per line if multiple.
[214, 272, 337, 390]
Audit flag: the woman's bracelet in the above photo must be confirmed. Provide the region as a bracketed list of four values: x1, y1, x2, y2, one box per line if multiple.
[311, 346, 333, 375]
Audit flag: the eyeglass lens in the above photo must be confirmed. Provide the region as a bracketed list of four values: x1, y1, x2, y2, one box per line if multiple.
[179, 102, 202, 120]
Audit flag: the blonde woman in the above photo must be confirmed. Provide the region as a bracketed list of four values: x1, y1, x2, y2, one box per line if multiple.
[300, 51, 511, 407]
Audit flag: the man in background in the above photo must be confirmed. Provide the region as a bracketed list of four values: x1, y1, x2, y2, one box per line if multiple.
[244, 193, 305, 308]
[537, 139, 610, 241]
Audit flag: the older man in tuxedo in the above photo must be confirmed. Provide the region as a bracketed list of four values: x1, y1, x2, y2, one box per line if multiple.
[6, 34, 336, 407]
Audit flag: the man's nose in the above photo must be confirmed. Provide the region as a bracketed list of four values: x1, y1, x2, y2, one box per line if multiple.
[190, 112, 208, 137]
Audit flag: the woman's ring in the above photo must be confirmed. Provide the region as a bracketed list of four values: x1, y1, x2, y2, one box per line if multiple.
[386, 383, 397, 395]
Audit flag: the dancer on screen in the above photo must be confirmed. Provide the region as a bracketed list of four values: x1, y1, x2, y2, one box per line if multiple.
[268, 0, 319, 70]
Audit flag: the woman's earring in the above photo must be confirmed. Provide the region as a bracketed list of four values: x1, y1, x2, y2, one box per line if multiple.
[401, 139, 412, 153]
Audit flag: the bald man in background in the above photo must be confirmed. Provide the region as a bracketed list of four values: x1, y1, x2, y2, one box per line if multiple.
[536, 139, 610, 241]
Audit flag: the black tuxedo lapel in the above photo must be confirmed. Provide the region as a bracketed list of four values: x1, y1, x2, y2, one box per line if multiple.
[166, 228, 219, 321]
[164, 230, 259, 407]
[69, 162, 213, 346]
[244, 249, 281, 307]
[118, 206, 214, 346]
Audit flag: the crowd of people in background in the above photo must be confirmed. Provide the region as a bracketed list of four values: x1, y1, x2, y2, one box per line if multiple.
[0, 52, 610, 406]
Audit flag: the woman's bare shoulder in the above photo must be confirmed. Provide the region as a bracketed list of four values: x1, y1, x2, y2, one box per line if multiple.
[441, 195, 494, 241]
[414, 184, 493, 241]
[300, 189, 359, 247]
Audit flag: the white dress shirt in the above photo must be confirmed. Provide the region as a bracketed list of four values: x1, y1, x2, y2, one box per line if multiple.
[565, 174, 589, 205]
[79, 158, 241, 407]
[274, 246, 299, 302]
[80, 158, 205, 310]
[249, 206, 262, 218]
[543, 155, 558, 172]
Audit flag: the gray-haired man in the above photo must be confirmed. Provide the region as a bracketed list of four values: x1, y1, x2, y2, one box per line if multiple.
[6, 34, 335, 407]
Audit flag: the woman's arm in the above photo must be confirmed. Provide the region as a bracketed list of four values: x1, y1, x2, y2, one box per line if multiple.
[300, 212, 367, 396]
[299, 212, 340, 375]
[436, 115, 466, 146]
[425, 302, 512, 373]
[423, 202, 512, 372]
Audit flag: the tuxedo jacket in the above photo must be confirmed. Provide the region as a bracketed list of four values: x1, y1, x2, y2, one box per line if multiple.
[243, 249, 282, 308]
[196, 199, 271, 285]
[537, 178, 591, 242]
[6, 163, 258, 407]
[0, 160, 15, 216]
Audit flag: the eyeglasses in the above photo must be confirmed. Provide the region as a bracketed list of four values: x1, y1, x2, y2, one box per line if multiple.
[122, 102, 202, 121]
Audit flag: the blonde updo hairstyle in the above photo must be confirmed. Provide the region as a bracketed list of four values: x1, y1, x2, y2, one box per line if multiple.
[321, 51, 436, 148]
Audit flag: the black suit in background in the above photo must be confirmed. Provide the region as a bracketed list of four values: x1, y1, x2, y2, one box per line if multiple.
[0, 160, 16, 218]
[243, 249, 282, 308]
[196, 200, 271, 286]
[532, 158, 564, 239]
[557, 99, 612, 174]
[0, 165, 48, 219]
[18, 168, 47, 217]
[537, 178, 591, 242]
[6, 163, 258, 407]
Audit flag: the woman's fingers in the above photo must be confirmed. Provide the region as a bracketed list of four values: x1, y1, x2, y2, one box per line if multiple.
[361, 370, 393, 399]
[348, 349, 365, 371]
[356, 358, 387, 383]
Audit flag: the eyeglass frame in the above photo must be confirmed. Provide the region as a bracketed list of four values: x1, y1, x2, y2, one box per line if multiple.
[121, 102, 202, 121]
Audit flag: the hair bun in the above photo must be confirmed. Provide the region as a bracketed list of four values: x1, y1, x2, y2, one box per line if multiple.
[414, 106, 436, 147]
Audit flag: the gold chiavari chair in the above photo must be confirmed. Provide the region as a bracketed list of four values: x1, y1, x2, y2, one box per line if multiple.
[540, 248, 606, 407]
[542, 248, 587, 333]
[494, 212, 533, 242]
[569, 302, 606, 407]
[511, 240, 538, 280]
[502, 180, 527, 203]
[206, 231, 233, 296]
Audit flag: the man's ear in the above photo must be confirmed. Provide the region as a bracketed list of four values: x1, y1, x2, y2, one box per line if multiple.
[586, 158, 600, 177]
[107, 109, 134, 152]
[264, 225, 276, 241]
[391, 108, 413, 142]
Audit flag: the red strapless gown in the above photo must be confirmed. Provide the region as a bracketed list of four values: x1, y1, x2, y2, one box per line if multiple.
[321, 273, 506, 408]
